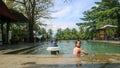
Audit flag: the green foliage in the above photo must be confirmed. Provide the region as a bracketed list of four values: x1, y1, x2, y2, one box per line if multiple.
[5, 0, 54, 42]
[55, 28, 63, 39]
[77, 0, 120, 39]
[38, 28, 46, 35]
[47, 29, 53, 39]
[10, 23, 29, 41]
[55, 28, 79, 40]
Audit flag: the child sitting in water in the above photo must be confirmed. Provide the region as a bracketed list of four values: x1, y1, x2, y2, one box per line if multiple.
[53, 39, 58, 47]
[50, 39, 59, 55]
[73, 40, 88, 56]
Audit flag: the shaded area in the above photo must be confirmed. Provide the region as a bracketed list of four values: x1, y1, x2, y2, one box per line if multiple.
[0, 0, 28, 45]
[0, 43, 38, 54]
[0, 0, 16, 19]
[96, 25, 118, 40]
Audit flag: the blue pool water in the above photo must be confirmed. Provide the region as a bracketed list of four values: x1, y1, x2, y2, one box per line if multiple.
[25, 40, 120, 55]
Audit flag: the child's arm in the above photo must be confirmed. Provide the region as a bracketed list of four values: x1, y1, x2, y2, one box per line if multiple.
[80, 49, 88, 55]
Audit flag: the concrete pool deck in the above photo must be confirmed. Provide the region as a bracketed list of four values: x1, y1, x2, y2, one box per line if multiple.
[88, 40, 120, 44]
[0, 43, 40, 54]
[0, 54, 120, 68]
[0, 42, 120, 68]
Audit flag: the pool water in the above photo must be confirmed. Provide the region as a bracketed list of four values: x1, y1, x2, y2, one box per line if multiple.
[24, 40, 120, 55]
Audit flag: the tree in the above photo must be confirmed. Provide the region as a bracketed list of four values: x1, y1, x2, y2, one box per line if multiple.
[71, 28, 78, 39]
[77, 0, 120, 39]
[55, 28, 79, 40]
[47, 29, 53, 39]
[38, 28, 46, 35]
[55, 28, 63, 40]
[63, 28, 71, 39]
[77, 26, 85, 39]
[93, 0, 120, 36]
[11, 0, 54, 42]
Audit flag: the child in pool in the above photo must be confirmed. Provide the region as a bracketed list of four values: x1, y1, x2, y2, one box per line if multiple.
[51, 39, 59, 55]
[73, 40, 88, 56]
[53, 39, 58, 47]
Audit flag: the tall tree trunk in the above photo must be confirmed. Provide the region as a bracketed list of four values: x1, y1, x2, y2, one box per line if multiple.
[29, 20, 34, 42]
[118, 16, 120, 37]
[6, 20, 10, 44]
[117, 10, 120, 37]
[1, 23, 3, 45]
[28, 0, 35, 43]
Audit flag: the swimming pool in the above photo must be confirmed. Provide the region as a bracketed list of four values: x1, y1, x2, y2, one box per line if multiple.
[20, 40, 120, 55]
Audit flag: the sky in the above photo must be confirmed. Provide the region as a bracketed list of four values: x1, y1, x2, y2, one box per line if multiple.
[42, 0, 101, 34]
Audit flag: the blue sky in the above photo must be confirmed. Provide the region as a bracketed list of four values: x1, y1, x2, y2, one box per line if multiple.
[44, 0, 101, 33]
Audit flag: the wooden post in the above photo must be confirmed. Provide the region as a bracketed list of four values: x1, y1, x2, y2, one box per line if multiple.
[6, 20, 10, 44]
[1, 23, 3, 45]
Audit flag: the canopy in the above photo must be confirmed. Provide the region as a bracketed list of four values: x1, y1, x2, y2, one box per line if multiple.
[99, 24, 117, 30]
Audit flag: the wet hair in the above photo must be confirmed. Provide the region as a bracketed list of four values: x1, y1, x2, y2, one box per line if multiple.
[75, 40, 81, 48]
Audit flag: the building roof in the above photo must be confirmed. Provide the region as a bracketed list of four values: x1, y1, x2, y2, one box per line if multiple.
[100, 25, 117, 29]
[0, 0, 16, 19]
[97, 24, 118, 30]
[0, 0, 28, 23]
[10, 9, 28, 22]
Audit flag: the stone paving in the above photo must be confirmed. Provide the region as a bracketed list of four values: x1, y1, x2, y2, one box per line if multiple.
[0, 54, 120, 68]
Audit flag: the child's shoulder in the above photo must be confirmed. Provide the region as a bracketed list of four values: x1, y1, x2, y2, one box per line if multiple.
[78, 48, 82, 50]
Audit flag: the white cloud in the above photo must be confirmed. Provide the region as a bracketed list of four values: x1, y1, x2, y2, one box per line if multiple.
[51, 6, 71, 18]
[40, 0, 101, 35]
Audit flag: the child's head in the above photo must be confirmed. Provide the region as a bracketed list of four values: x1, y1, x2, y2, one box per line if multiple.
[75, 40, 81, 48]
[54, 39, 58, 44]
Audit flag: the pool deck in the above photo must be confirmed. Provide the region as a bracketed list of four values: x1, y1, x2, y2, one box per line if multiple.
[0, 42, 120, 68]
[88, 40, 120, 44]
[0, 43, 40, 54]
[0, 54, 120, 68]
